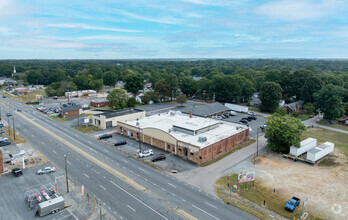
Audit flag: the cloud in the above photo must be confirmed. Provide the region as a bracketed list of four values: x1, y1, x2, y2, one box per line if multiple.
[46, 23, 142, 33]
[256, 0, 344, 21]
[111, 8, 181, 25]
[79, 35, 158, 43]
[181, 0, 230, 6]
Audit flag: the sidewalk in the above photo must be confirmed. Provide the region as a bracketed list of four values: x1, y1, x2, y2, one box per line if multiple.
[303, 116, 348, 134]
[173, 135, 267, 196]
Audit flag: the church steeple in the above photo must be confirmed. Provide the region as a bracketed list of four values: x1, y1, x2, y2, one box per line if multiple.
[13, 65, 16, 77]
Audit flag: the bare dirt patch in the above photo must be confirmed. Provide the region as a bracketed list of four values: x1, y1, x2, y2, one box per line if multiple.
[254, 152, 348, 220]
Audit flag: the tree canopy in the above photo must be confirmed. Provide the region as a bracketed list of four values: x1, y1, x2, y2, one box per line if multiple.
[259, 82, 282, 113]
[107, 89, 128, 110]
[314, 84, 345, 120]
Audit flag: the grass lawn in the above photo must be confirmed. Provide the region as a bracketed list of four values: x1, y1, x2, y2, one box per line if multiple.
[302, 127, 348, 155]
[318, 119, 348, 131]
[215, 175, 321, 220]
[50, 116, 67, 122]
[2, 126, 26, 144]
[2, 89, 46, 103]
[200, 139, 256, 167]
[73, 124, 100, 133]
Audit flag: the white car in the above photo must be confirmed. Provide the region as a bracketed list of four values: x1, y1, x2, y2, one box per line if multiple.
[37, 167, 56, 175]
[138, 149, 154, 158]
[248, 111, 256, 116]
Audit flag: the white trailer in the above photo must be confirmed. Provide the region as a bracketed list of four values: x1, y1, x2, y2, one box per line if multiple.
[224, 103, 248, 113]
[306, 142, 334, 162]
[38, 196, 65, 217]
[289, 138, 317, 157]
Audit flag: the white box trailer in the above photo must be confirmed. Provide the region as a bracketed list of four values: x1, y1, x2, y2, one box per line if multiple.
[306, 142, 334, 162]
[225, 103, 248, 113]
[289, 138, 317, 157]
[38, 196, 64, 217]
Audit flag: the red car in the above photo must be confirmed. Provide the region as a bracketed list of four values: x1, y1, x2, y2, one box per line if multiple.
[309, 115, 315, 118]
[151, 154, 166, 162]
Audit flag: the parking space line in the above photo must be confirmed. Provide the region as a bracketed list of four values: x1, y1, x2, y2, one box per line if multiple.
[127, 205, 136, 212]
[84, 173, 89, 178]
[67, 161, 71, 165]
[67, 209, 79, 220]
[167, 183, 176, 188]
[100, 185, 107, 190]
[52, 150, 57, 154]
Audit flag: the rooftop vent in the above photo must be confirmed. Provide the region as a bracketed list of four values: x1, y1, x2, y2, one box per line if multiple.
[136, 122, 140, 126]
[198, 136, 207, 142]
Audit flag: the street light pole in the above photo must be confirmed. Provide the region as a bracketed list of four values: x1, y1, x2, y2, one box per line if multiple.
[7, 115, 11, 138]
[64, 155, 69, 193]
[12, 116, 15, 140]
[137, 127, 141, 153]
[99, 203, 102, 220]
[256, 128, 259, 157]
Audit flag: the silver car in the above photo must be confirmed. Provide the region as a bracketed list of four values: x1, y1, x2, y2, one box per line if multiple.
[37, 167, 56, 175]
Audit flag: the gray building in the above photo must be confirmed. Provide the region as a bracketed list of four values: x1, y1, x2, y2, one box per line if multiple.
[180, 102, 230, 118]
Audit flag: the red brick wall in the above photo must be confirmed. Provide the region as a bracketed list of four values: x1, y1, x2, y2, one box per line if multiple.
[60, 109, 80, 117]
[0, 150, 3, 174]
[91, 101, 109, 107]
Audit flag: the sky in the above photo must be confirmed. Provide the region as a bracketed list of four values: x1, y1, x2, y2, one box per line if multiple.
[0, 0, 347, 59]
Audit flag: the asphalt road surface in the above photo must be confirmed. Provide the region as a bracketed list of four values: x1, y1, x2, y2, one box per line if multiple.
[1, 96, 257, 220]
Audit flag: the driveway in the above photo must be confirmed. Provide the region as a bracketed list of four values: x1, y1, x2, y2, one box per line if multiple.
[303, 115, 348, 134]
[173, 135, 268, 196]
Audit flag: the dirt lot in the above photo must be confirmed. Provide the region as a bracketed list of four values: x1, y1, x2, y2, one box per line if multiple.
[254, 151, 348, 220]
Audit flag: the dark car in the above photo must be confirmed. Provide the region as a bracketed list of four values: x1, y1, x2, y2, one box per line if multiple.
[99, 134, 112, 140]
[0, 140, 12, 146]
[12, 168, 23, 177]
[239, 119, 248, 124]
[17, 109, 22, 112]
[114, 140, 127, 146]
[2, 95, 6, 98]
[151, 154, 166, 162]
[247, 116, 257, 121]
[6, 113, 12, 117]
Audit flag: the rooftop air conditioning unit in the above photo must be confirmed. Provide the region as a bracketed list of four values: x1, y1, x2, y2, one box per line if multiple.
[198, 136, 207, 142]
[136, 122, 140, 126]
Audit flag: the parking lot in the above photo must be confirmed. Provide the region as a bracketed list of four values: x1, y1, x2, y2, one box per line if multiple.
[93, 131, 198, 172]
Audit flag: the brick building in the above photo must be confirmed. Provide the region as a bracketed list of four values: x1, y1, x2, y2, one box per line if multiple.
[59, 105, 81, 117]
[90, 100, 109, 108]
[92, 108, 145, 129]
[117, 111, 249, 165]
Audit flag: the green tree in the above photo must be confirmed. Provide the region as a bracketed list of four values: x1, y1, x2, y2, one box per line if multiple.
[103, 71, 117, 86]
[300, 76, 323, 103]
[142, 94, 151, 104]
[275, 107, 287, 116]
[146, 91, 158, 103]
[154, 79, 170, 101]
[290, 69, 314, 100]
[259, 82, 283, 113]
[303, 103, 315, 114]
[265, 114, 306, 153]
[176, 94, 187, 106]
[314, 84, 344, 120]
[165, 74, 179, 100]
[127, 97, 137, 107]
[179, 76, 197, 97]
[107, 89, 128, 110]
[124, 73, 144, 95]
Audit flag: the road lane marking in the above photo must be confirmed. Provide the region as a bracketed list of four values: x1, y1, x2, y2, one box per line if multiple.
[84, 174, 89, 178]
[100, 185, 107, 190]
[41, 142, 45, 145]
[192, 205, 220, 220]
[168, 183, 177, 188]
[138, 168, 148, 174]
[122, 159, 128, 163]
[204, 202, 217, 209]
[127, 205, 135, 212]
[67, 161, 71, 165]
[92, 169, 100, 174]
[52, 150, 57, 154]
[16, 112, 146, 192]
[110, 180, 168, 219]
[175, 209, 198, 220]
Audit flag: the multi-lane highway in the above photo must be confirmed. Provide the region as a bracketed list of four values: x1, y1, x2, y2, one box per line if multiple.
[1, 96, 257, 220]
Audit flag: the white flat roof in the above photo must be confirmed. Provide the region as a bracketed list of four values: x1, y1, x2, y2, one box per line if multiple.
[124, 111, 248, 149]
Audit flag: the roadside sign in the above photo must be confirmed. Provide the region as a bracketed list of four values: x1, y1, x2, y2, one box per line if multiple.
[0, 124, 3, 128]
[81, 185, 84, 196]
[227, 177, 229, 181]
[0, 129, 4, 134]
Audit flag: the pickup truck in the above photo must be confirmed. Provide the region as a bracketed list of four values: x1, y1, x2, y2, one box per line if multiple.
[285, 197, 300, 212]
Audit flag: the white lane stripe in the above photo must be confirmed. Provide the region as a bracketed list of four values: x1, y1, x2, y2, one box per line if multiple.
[127, 205, 136, 212]
[67, 209, 79, 220]
[84, 173, 89, 178]
[52, 150, 57, 154]
[192, 205, 220, 220]
[167, 183, 176, 188]
[67, 161, 71, 165]
[92, 169, 100, 174]
[122, 159, 128, 163]
[138, 168, 148, 174]
[41, 142, 45, 145]
[110, 180, 168, 220]
[204, 202, 217, 209]
[100, 185, 107, 190]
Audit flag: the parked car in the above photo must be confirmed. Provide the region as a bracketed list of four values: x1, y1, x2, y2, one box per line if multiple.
[309, 115, 315, 118]
[6, 113, 12, 117]
[37, 167, 56, 175]
[99, 134, 112, 140]
[285, 197, 301, 212]
[0, 140, 12, 146]
[138, 149, 154, 158]
[248, 112, 256, 116]
[220, 114, 226, 119]
[247, 116, 257, 121]
[151, 154, 166, 162]
[239, 119, 248, 124]
[12, 168, 23, 177]
[17, 109, 22, 112]
[2, 95, 6, 98]
[260, 125, 267, 130]
[114, 140, 127, 146]
[229, 111, 237, 116]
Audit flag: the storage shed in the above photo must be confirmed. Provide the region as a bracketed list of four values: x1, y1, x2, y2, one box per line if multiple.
[289, 138, 317, 157]
[306, 142, 334, 162]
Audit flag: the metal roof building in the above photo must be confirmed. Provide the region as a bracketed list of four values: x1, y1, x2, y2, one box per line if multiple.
[180, 102, 230, 118]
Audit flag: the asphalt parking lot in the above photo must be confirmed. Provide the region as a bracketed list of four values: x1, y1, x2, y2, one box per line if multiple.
[0, 163, 92, 220]
[95, 132, 198, 172]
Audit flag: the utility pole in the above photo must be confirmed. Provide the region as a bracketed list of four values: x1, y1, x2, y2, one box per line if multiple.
[12, 116, 15, 140]
[256, 128, 259, 157]
[99, 203, 102, 220]
[64, 155, 69, 193]
[137, 127, 141, 153]
[213, 93, 215, 103]
[7, 115, 11, 138]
